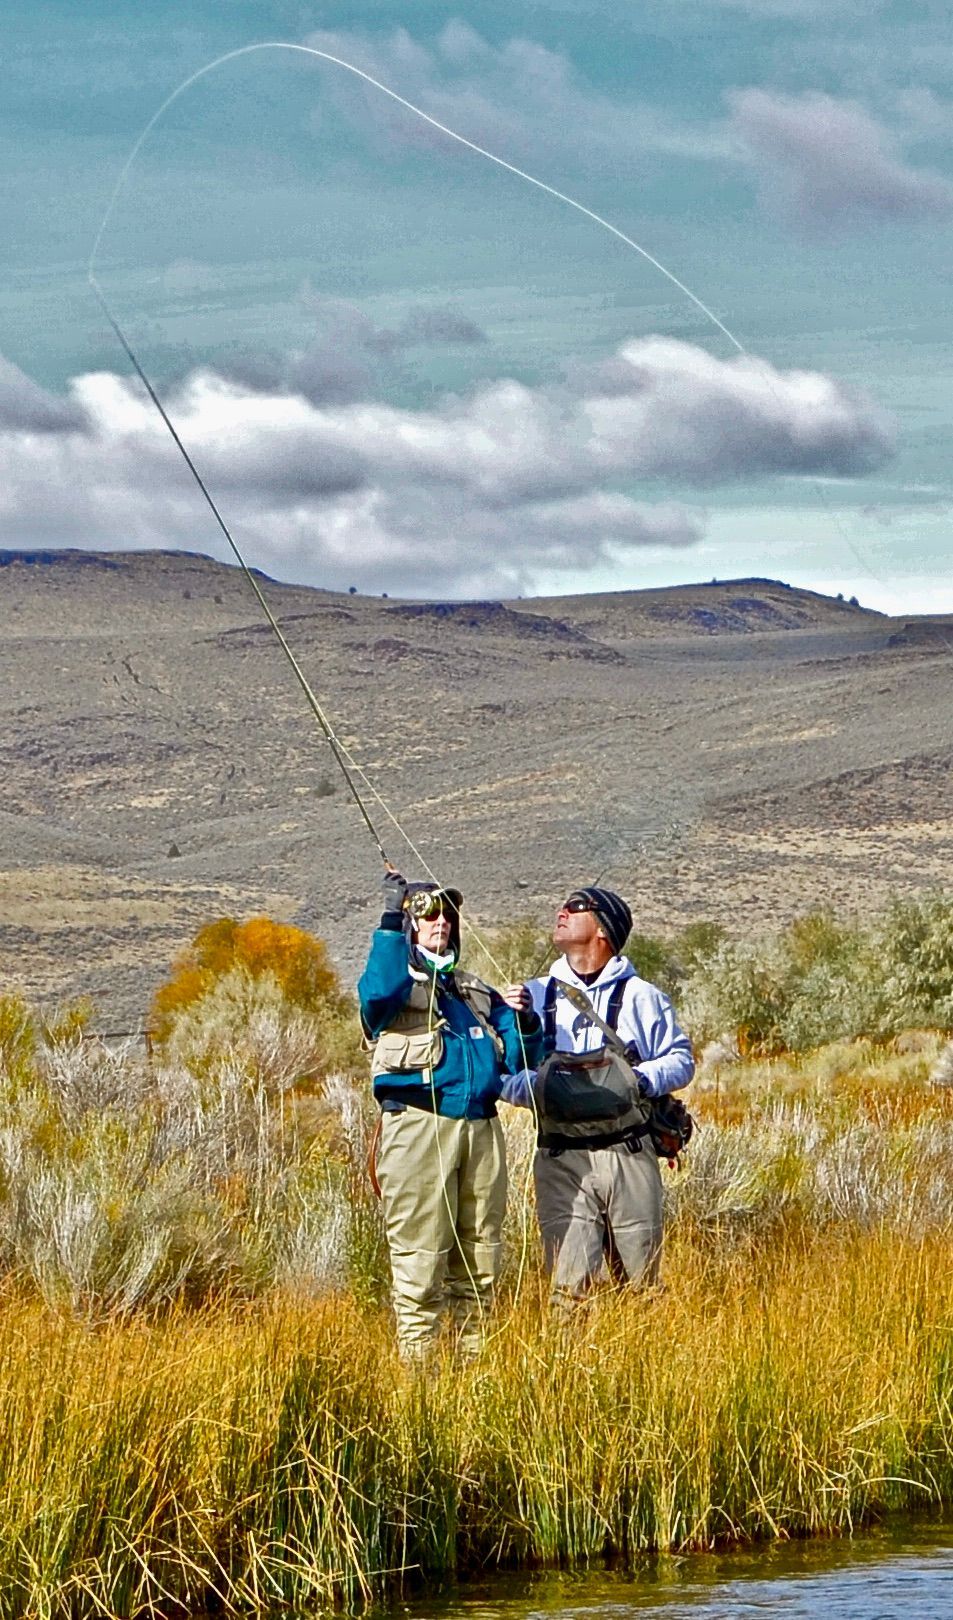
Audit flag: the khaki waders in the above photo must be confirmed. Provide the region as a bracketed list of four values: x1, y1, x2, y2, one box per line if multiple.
[534, 1140, 663, 1311]
[376, 1108, 507, 1358]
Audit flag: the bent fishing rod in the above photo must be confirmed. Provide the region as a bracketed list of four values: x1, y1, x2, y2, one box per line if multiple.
[86, 39, 754, 885]
[86, 290, 393, 869]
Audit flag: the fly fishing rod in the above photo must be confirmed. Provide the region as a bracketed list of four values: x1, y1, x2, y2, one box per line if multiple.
[87, 286, 394, 869]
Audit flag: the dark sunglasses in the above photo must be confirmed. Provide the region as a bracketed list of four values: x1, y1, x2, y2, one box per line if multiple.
[406, 892, 454, 921]
[561, 897, 597, 915]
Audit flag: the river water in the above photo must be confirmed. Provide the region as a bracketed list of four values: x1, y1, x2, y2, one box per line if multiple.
[402, 1522, 953, 1620]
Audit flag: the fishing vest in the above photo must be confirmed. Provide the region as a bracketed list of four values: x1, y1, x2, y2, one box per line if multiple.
[367, 968, 504, 1078]
[532, 976, 654, 1155]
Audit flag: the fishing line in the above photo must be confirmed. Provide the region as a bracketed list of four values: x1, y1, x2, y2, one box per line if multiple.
[88, 37, 751, 890]
[89, 37, 896, 887]
[88, 41, 743, 353]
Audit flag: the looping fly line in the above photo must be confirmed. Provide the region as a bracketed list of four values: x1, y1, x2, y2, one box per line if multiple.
[88, 38, 895, 912]
[87, 40, 751, 884]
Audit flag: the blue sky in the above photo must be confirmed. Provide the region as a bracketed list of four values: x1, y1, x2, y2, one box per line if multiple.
[2, 0, 951, 607]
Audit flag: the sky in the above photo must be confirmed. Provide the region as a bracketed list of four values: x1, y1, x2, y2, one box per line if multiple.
[2, 0, 951, 609]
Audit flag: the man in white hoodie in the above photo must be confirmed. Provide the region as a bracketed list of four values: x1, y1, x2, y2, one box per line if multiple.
[503, 886, 694, 1307]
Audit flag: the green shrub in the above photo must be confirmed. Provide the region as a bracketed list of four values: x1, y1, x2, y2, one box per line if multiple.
[466, 915, 553, 984]
[625, 931, 676, 996]
[678, 896, 953, 1053]
[680, 936, 791, 1054]
[675, 919, 728, 972]
[877, 893, 953, 1033]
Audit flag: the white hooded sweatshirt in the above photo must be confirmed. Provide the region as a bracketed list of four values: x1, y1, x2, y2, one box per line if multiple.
[501, 952, 694, 1108]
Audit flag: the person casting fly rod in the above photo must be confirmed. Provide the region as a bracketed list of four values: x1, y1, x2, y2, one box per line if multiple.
[358, 873, 543, 1359]
[87, 40, 718, 1352]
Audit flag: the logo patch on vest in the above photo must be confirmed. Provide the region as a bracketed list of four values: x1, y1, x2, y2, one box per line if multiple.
[469, 1025, 485, 1039]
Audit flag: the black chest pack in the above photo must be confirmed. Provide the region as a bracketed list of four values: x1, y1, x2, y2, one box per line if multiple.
[532, 977, 694, 1166]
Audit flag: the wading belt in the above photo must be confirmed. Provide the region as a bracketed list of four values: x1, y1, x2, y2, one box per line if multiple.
[542, 1119, 653, 1157]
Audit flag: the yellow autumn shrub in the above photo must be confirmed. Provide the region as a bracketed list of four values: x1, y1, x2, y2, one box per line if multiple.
[150, 917, 363, 1076]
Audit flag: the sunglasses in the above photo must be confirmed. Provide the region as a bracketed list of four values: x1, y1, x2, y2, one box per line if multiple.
[406, 891, 455, 921]
[561, 897, 597, 915]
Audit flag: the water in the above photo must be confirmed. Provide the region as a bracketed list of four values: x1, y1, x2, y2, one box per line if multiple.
[399, 1522, 953, 1620]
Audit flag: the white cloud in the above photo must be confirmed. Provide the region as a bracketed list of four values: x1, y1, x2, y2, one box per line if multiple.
[727, 88, 953, 230]
[0, 337, 892, 596]
[212, 293, 489, 407]
[578, 338, 893, 481]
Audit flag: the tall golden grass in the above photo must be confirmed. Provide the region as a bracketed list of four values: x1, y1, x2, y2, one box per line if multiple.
[0, 1221, 950, 1618]
[2, 952, 952, 1615]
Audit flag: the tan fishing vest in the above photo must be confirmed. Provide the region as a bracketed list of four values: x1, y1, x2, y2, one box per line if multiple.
[368, 969, 504, 1078]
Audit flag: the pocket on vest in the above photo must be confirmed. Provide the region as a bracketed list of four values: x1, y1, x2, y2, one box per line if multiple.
[373, 1025, 445, 1074]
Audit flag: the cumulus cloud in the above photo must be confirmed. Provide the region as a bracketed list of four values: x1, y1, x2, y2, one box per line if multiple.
[727, 88, 953, 230]
[0, 337, 892, 596]
[576, 339, 892, 480]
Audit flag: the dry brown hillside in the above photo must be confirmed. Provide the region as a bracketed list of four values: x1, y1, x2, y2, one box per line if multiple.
[1, 549, 951, 1024]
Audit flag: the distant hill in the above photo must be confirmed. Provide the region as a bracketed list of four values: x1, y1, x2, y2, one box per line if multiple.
[513, 576, 882, 641]
[1, 550, 950, 1024]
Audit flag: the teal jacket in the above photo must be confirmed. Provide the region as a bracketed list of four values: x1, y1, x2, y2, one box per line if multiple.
[358, 928, 543, 1119]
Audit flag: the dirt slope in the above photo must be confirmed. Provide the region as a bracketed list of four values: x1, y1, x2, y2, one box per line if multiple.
[1, 550, 950, 1024]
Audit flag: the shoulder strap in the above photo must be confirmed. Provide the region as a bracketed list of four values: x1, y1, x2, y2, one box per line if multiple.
[543, 975, 633, 1056]
[453, 971, 505, 1060]
[605, 979, 626, 1031]
[606, 977, 642, 1063]
[543, 976, 559, 1049]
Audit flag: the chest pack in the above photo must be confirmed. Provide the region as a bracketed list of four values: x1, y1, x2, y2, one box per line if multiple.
[367, 968, 504, 1078]
[531, 972, 696, 1166]
[532, 978, 654, 1156]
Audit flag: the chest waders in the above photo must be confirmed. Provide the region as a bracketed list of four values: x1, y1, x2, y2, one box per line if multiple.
[364, 968, 504, 1198]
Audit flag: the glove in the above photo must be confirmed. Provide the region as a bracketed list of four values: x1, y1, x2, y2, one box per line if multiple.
[380, 870, 407, 928]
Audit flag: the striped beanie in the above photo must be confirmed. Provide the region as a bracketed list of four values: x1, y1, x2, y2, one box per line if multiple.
[567, 886, 633, 954]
